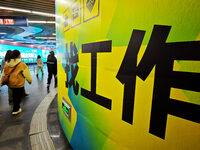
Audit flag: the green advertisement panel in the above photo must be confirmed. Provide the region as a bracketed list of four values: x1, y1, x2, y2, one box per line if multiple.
[56, 0, 200, 149]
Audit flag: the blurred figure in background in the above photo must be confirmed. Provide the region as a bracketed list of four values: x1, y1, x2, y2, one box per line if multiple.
[0, 50, 13, 104]
[1, 50, 12, 73]
[47, 51, 57, 91]
[0, 50, 32, 115]
[36, 55, 44, 78]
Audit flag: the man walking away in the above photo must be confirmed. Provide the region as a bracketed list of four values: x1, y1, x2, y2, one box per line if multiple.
[47, 51, 57, 91]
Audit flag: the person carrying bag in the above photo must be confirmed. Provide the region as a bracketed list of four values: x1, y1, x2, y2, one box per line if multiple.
[1, 62, 21, 86]
[0, 50, 32, 115]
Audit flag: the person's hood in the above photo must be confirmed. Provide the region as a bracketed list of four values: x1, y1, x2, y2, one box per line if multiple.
[6, 59, 21, 67]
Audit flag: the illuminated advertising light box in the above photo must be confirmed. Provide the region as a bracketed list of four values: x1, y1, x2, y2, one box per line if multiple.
[0, 44, 53, 65]
[56, 0, 200, 150]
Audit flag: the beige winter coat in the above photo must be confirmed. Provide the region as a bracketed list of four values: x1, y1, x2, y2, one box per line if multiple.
[37, 58, 44, 67]
[0, 59, 32, 88]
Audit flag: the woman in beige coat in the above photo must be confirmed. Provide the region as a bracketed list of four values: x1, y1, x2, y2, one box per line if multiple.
[0, 50, 32, 115]
[36, 55, 44, 78]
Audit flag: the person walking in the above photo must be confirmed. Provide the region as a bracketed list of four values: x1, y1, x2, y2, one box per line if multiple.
[1, 51, 10, 73]
[47, 51, 57, 91]
[36, 55, 44, 78]
[0, 50, 32, 115]
[1, 50, 13, 104]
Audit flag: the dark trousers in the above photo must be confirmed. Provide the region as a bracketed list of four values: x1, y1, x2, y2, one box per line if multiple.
[8, 87, 13, 102]
[11, 87, 24, 112]
[47, 72, 57, 86]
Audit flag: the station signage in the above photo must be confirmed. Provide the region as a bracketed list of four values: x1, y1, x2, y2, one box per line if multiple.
[0, 16, 28, 26]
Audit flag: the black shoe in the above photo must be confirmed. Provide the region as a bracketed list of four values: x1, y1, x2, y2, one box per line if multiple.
[36, 74, 38, 78]
[25, 92, 30, 96]
[12, 108, 22, 115]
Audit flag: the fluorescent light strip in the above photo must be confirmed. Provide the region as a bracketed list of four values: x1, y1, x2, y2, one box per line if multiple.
[32, 11, 55, 17]
[28, 20, 56, 24]
[0, 6, 55, 17]
[28, 21, 46, 24]
[40, 44, 55, 46]
[46, 21, 56, 24]
[0, 6, 31, 13]
[0, 33, 7, 35]
[46, 40, 56, 43]
[57, 0, 73, 6]
[26, 41, 44, 43]
[35, 37, 56, 39]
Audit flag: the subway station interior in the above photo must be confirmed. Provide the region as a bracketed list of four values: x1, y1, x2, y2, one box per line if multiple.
[0, 0, 200, 150]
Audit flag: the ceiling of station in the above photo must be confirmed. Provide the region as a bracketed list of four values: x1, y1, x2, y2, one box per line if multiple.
[0, 0, 56, 50]
[0, 0, 55, 21]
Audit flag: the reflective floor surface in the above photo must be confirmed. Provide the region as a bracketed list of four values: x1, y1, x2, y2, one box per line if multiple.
[0, 64, 70, 150]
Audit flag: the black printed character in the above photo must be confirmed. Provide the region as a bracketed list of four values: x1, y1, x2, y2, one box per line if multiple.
[81, 41, 112, 110]
[65, 42, 79, 95]
[117, 25, 200, 139]
[116, 30, 145, 124]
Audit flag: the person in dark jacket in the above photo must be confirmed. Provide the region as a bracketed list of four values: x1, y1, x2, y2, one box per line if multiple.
[47, 51, 57, 91]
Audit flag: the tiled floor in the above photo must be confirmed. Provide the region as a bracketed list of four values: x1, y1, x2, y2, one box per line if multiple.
[0, 64, 70, 150]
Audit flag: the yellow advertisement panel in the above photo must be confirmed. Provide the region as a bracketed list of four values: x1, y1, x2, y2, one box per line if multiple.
[56, 0, 200, 149]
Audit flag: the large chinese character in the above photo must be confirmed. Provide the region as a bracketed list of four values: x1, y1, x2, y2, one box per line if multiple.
[117, 25, 200, 139]
[81, 41, 112, 110]
[116, 30, 145, 124]
[65, 42, 79, 95]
